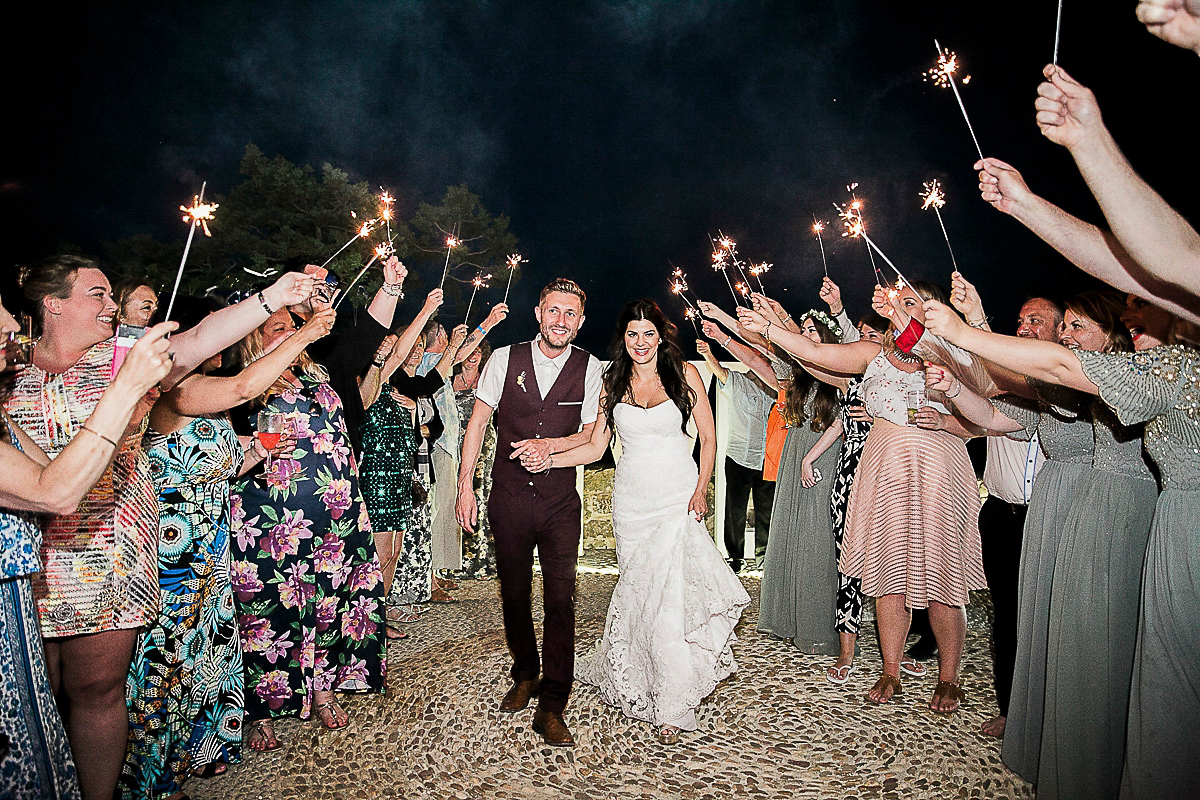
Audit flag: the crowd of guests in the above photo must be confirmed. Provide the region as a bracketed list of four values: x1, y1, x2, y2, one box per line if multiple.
[3, 3, 1199, 799]
[1, 257, 507, 800]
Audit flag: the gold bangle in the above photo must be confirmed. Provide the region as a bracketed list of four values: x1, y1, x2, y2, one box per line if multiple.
[80, 425, 118, 448]
[764, 322, 772, 344]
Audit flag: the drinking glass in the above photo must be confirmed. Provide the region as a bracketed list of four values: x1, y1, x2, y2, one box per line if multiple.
[256, 411, 286, 471]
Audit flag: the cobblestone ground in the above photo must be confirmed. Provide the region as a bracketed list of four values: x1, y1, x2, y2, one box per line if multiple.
[190, 551, 1033, 800]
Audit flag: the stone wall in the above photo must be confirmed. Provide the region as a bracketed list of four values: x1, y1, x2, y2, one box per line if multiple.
[581, 466, 716, 550]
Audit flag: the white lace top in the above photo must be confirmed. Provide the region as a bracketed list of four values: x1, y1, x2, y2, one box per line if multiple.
[861, 349, 949, 427]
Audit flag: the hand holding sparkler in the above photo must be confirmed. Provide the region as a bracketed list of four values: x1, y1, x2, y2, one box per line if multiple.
[422, 288, 445, 316]
[481, 303, 509, 331]
[265, 272, 319, 312]
[974, 157, 1034, 216]
[699, 318, 722, 341]
[818, 276, 844, 316]
[382, 255, 407, 286]
[950, 272, 988, 328]
[449, 324, 470, 351]
[872, 284, 909, 328]
[1035, 64, 1105, 150]
[734, 306, 770, 336]
[920, 299, 970, 343]
[748, 292, 786, 329]
[1136, 0, 1200, 54]
[296, 307, 338, 345]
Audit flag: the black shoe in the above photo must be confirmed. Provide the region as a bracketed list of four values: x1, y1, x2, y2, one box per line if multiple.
[905, 637, 939, 661]
[728, 559, 743, 574]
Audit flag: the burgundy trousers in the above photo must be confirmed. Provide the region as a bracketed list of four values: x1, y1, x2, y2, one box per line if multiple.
[488, 487, 581, 714]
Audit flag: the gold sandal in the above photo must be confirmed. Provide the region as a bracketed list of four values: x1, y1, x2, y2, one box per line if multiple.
[657, 725, 680, 745]
[930, 681, 964, 714]
[315, 699, 348, 730]
[865, 674, 903, 704]
[248, 719, 280, 751]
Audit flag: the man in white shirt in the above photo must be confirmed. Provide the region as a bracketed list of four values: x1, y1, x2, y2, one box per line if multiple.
[456, 278, 602, 747]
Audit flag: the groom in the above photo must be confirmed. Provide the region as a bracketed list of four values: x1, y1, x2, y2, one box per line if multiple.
[456, 278, 603, 746]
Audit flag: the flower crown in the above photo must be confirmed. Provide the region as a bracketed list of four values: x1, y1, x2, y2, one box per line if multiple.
[800, 309, 842, 339]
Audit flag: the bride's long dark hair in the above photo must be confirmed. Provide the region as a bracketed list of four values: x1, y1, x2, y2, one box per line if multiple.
[601, 299, 695, 435]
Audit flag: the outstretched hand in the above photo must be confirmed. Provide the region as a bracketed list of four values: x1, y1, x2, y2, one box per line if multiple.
[924, 362, 960, 396]
[950, 272, 986, 326]
[922, 299, 968, 343]
[974, 157, 1033, 216]
[1136, 0, 1200, 54]
[818, 276, 843, 315]
[1035, 65, 1105, 149]
[735, 306, 769, 335]
[872, 285, 908, 329]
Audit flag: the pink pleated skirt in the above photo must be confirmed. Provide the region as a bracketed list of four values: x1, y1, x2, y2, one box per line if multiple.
[840, 420, 986, 608]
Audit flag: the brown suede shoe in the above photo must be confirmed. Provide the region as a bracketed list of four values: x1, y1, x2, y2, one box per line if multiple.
[498, 679, 539, 713]
[531, 707, 574, 747]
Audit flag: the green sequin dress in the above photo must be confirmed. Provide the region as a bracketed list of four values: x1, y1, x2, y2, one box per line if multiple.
[360, 391, 420, 532]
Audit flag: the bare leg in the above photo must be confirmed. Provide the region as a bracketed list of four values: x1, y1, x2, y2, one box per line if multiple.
[927, 601, 967, 712]
[374, 530, 402, 594]
[826, 632, 859, 682]
[867, 594, 909, 702]
[58, 628, 139, 800]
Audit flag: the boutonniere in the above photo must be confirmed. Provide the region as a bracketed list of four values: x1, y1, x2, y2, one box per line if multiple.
[517, 370, 527, 392]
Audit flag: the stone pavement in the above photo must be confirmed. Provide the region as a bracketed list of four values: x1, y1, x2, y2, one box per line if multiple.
[190, 551, 1034, 800]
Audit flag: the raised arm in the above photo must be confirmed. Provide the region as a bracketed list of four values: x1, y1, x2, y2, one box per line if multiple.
[924, 362, 1023, 434]
[695, 335, 728, 384]
[701, 319, 777, 390]
[432, 325, 469, 381]
[154, 308, 336, 428]
[366, 257, 408, 328]
[1136, 0, 1200, 54]
[976, 157, 1200, 325]
[163, 272, 315, 388]
[0, 322, 175, 514]
[1034, 65, 1200, 301]
[454, 303, 508, 366]
[738, 298, 878, 376]
[922, 299, 1098, 394]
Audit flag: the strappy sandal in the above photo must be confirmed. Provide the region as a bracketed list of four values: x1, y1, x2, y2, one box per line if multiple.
[248, 719, 280, 751]
[865, 674, 903, 704]
[428, 588, 459, 604]
[826, 663, 856, 685]
[657, 725, 680, 745]
[315, 699, 349, 730]
[899, 658, 927, 678]
[192, 762, 226, 779]
[930, 681, 964, 714]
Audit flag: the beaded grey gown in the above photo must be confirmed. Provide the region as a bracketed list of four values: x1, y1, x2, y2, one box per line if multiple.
[998, 383, 1095, 783]
[1078, 345, 1200, 800]
[1037, 400, 1157, 800]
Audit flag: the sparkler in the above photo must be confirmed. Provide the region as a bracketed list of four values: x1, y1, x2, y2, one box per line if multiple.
[502, 252, 525, 304]
[320, 217, 378, 270]
[1053, 0, 1063, 65]
[712, 232, 755, 294]
[464, 271, 491, 325]
[833, 201, 912, 288]
[927, 40, 983, 161]
[333, 238, 397, 310]
[163, 182, 218, 324]
[439, 233, 461, 289]
[748, 261, 772, 294]
[812, 217, 829, 277]
[835, 198, 888, 288]
[711, 247, 744, 307]
[919, 179, 960, 274]
[379, 188, 395, 240]
[669, 267, 703, 311]
[683, 306, 701, 337]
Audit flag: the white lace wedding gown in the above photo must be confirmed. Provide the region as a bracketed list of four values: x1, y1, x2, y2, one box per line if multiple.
[576, 401, 750, 730]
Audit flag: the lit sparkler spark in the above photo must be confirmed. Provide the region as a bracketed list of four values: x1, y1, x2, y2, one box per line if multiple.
[164, 181, 215, 323]
[334, 232, 401, 311]
[445, 235, 460, 248]
[320, 215, 381, 270]
[710, 243, 744, 307]
[929, 40, 983, 160]
[812, 216, 830, 277]
[920, 179, 946, 210]
[735, 281, 750, 297]
[834, 198, 890, 289]
[358, 219, 378, 238]
[712, 231, 755, 301]
[439, 233, 462, 289]
[748, 261, 771, 293]
[920, 179, 960, 274]
[502, 252, 525, 304]
[464, 271, 492, 324]
[683, 306, 701, 336]
[375, 241, 395, 261]
[180, 196, 219, 237]
[379, 188, 395, 238]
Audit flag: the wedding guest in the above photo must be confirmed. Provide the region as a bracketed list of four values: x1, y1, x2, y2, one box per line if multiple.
[113, 278, 159, 327]
[1136, 0, 1200, 53]
[5, 257, 312, 800]
[453, 338, 499, 580]
[1, 294, 173, 800]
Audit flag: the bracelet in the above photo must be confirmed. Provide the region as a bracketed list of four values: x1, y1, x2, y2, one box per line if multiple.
[543, 455, 554, 473]
[764, 322, 772, 344]
[780, 313, 791, 323]
[722, 336, 732, 349]
[381, 282, 405, 298]
[370, 360, 384, 369]
[945, 382, 962, 399]
[257, 291, 275, 315]
[80, 425, 118, 448]
[248, 437, 268, 459]
[968, 317, 989, 329]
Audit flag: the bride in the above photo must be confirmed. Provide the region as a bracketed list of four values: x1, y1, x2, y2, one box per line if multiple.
[522, 299, 749, 744]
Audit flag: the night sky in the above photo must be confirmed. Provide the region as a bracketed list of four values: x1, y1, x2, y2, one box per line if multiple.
[4, 1, 1196, 353]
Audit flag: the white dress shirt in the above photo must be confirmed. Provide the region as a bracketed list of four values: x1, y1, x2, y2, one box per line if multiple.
[475, 336, 603, 425]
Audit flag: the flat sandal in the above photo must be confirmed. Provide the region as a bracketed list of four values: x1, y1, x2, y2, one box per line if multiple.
[865, 674, 903, 704]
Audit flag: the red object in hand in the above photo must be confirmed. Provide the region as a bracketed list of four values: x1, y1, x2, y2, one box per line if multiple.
[257, 432, 282, 451]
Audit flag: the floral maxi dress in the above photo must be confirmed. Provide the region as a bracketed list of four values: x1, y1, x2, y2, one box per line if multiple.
[231, 376, 386, 721]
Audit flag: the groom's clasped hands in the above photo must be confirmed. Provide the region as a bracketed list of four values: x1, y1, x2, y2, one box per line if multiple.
[511, 437, 554, 473]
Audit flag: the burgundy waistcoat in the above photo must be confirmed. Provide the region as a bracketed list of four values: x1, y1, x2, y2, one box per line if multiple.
[491, 341, 590, 497]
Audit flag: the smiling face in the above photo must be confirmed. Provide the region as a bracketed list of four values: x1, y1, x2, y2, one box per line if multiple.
[402, 336, 425, 370]
[624, 319, 660, 365]
[46, 267, 118, 347]
[1122, 295, 1174, 351]
[892, 285, 926, 326]
[1059, 310, 1110, 352]
[1016, 298, 1061, 341]
[535, 290, 584, 352]
[122, 284, 158, 327]
[259, 309, 297, 355]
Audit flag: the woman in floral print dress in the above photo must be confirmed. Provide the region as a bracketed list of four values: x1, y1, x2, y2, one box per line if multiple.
[229, 309, 385, 751]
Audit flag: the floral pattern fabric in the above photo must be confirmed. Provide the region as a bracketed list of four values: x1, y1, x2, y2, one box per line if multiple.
[230, 376, 385, 721]
[456, 388, 497, 579]
[120, 415, 246, 799]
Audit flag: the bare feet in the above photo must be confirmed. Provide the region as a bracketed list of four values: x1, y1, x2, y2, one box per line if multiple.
[981, 714, 1006, 737]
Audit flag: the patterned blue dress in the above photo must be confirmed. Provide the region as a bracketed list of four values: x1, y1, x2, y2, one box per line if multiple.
[0, 417, 80, 800]
[120, 414, 246, 799]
